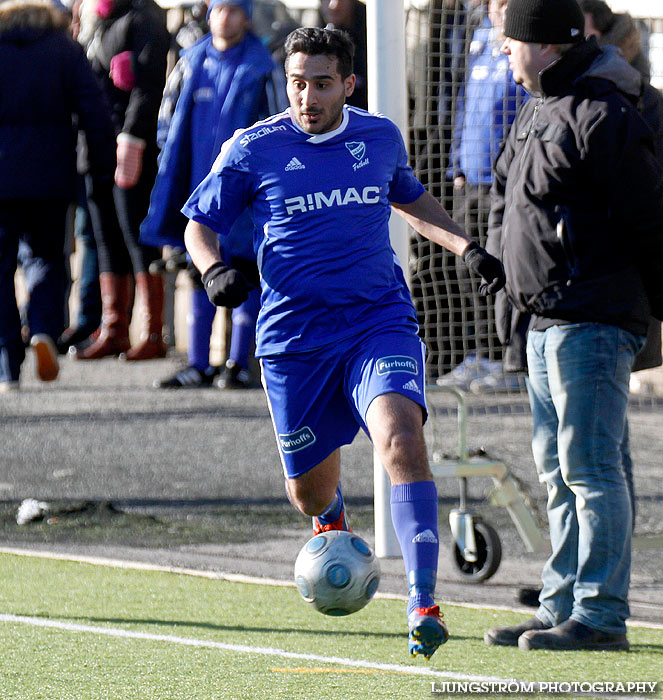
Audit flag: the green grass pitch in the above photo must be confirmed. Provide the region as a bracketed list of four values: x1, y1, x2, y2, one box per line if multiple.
[0, 552, 660, 700]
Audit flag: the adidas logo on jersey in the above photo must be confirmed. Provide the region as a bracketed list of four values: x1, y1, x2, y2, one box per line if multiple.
[402, 378, 420, 394]
[285, 157, 306, 171]
[412, 529, 438, 544]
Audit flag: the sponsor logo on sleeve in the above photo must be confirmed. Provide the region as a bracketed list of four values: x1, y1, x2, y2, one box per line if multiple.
[279, 426, 316, 453]
[239, 124, 288, 147]
[376, 356, 418, 376]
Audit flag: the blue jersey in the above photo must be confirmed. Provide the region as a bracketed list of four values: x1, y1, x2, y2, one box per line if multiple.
[182, 105, 425, 357]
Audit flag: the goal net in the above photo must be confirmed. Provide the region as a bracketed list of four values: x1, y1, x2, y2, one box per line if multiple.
[398, 1, 663, 539]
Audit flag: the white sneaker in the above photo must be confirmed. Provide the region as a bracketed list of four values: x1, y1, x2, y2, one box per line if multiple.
[436, 355, 502, 391]
[0, 380, 19, 394]
[470, 371, 526, 394]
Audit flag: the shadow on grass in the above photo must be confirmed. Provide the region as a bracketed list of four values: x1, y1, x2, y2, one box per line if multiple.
[24, 612, 475, 643]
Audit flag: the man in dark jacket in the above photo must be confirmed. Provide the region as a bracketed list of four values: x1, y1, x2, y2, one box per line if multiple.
[483, 0, 663, 652]
[0, 0, 115, 390]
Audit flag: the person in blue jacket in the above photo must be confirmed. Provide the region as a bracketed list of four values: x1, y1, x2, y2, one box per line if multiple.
[438, 0, 528, 392]
[0, 0, 116, 391]
[141, 0, 285, 388]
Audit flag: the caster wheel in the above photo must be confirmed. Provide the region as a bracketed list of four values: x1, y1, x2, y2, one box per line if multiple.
[452, 519, 502, 582]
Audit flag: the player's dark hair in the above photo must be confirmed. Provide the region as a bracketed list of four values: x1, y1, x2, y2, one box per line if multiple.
[284, 27, 355, 79]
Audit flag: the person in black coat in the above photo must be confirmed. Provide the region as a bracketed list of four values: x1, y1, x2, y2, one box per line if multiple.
[0, 0, 115, 390]
[77, 0, 171, 361]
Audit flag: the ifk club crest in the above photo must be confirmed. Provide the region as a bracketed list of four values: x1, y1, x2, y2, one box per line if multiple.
[345, 141, 366, 160]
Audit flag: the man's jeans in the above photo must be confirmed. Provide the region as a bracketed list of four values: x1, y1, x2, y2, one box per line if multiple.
[526, 322, 644, 634]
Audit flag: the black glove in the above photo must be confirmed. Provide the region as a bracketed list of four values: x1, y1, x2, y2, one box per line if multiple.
[462, 241, 506, 295]
[201, 261, 251, 308]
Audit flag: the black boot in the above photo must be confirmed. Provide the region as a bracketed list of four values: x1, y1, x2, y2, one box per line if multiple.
[519, 619, 629, 651]
[484, 616, 550, 647]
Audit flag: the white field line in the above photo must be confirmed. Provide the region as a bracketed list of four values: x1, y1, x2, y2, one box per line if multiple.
[0, 613, 657, 700]
[0, 548, 660, 698]
[0, 611, 503, 683]
[1, 546, 663, 631]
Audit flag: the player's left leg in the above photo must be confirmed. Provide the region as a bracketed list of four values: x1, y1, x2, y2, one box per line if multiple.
[347, 325, 447, 658]
[365, 393, 448, 659]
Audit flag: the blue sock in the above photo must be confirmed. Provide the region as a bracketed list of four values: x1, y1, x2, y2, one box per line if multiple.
[390, 481, 439, 616]
[188, 288, 216, 371]
[316, 486, 344, 526]
[229, 288, 259, 368]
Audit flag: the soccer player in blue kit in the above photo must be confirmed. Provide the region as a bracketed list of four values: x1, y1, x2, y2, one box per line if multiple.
[182, 27, 505, 659]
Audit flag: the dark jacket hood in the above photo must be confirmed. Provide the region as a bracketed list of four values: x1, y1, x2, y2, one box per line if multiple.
[583, 44, 643, 100]
[597, 11, 649, 79]
[539, 36, 642, 102]
[0, 0, 70, 43]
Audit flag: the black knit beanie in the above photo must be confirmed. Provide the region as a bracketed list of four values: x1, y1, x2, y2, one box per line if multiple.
[504, 0, 585, 44]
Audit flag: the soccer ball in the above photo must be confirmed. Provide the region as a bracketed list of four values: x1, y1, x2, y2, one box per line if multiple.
[294, 530, 381, 616]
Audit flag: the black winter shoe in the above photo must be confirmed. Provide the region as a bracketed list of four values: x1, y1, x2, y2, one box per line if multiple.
[216, 359, 252, 389]
[57, 325, 100, 355]
[516, 586, 542, 607]
[518, 619, 629, 651]
[484, 616, 550, 647]
[154, 365, 219, 389]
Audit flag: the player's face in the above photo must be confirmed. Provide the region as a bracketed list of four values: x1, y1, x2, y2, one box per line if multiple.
[286, 52, 356, 134]
[208, 3, 249, 49]
[501, 36, 554, 95]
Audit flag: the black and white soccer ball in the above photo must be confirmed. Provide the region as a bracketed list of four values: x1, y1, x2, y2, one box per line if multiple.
[294, 531, 381, 616]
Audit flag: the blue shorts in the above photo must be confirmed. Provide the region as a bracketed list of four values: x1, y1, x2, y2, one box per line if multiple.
[261, 323, 428, 479]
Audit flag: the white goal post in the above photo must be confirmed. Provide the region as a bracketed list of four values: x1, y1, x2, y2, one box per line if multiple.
[366, 0, 410, 558]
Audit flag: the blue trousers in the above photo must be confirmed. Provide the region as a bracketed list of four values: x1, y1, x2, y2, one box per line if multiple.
[526, 322, 644, 634]
[0, 198, 69, 382]
[73, 177, 101, 331]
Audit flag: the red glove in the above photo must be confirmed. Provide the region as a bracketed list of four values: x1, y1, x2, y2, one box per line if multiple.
[110, 51, 136, 92]
[115, 134, 145, 189]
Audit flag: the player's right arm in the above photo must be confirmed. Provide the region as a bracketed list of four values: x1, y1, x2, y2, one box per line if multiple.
[182, 128, 258, 307]
[184, 220, 223, 276]
[184, 220, 251, 308]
